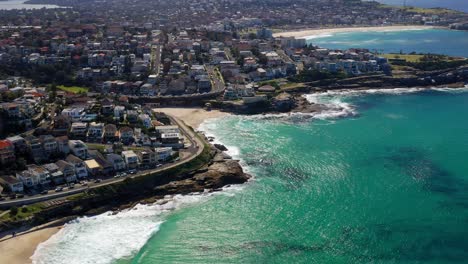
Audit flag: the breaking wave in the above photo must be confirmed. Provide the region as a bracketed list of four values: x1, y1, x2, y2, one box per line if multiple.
[305, 86, 468, 118]
[31, 190, 244, 264]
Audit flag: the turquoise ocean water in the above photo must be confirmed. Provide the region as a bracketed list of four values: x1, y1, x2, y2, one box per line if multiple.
[308, 29, 468, 57]
[32, 30, 468, 264]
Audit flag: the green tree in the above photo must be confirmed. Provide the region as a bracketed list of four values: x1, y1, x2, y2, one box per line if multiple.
[10, 206, 18, 216]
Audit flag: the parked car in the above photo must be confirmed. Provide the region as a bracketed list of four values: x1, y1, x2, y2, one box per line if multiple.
[40, 190, 48, 195]
[55, 187, 63, 192]
[94, 179, 102, 183]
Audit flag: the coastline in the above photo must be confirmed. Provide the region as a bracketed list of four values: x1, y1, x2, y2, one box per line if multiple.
[0, 227, 60, 264]
[0, 217, 70, 264]
[2, 85, 468, 263]
[272, 25, 443, 39]
[155, 107, 231, 128]
[0, 109, 233, 264]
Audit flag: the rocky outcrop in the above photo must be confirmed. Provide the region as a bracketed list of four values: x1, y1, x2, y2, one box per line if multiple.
[214, 143, 228, 151]
[292, 95, 327, 113]
[154, 156, 250, 195]
[272, 92, 294, 112]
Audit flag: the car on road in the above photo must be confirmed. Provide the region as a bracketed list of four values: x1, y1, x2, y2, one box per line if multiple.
[40, 190, 48, 195]
[81, 181, 88, 186]
[55, 187, 63, 192]
[128, 169, 137, 174]
[94, 179, 102, 183]
[68, 184, 75, 189]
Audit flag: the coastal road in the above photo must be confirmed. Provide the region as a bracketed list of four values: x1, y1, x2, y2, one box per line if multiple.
[151, 44, 162, 76]
[0, 115, 205, 209]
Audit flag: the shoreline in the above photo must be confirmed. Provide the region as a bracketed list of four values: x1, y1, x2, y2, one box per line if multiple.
[0, 110, 237, 264]
[0, 217, 72, 264]
[1, 85, 467, 263]
[155, 107, 231, 128]
[272, 25, 444, 39]
[0, 227, 60, 264]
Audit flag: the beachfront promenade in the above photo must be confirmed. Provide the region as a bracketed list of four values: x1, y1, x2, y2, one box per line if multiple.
[0, 115, 205, 209]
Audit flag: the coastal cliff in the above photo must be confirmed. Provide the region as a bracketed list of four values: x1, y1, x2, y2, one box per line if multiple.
[0, 145, 250, 234]
[154, 154, 250, 195]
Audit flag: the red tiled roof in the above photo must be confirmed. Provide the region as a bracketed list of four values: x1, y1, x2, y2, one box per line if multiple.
[0, 140, 13, 149]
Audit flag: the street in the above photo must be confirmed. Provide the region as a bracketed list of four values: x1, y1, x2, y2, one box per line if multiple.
[0, 115, 205, 208]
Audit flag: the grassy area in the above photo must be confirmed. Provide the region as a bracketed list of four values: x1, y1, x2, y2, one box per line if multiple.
[280, 82, 305, 90]
[57, 85, 89, 94]
[0, 203, 46, 222]
[86, 143, 107, 152]
[214, 68, 225, 85]
[383, 53, 465, 63]
[405, 6, 460, 15]
[382, 54, 425, 62]
[378, 4, 460, 14]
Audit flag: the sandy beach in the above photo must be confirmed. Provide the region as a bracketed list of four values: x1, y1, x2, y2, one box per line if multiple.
[272, 25, 440, 39]
[0, 108, 227, 264]
[155, 107, 230, 128]
[0, 226, 61, 264]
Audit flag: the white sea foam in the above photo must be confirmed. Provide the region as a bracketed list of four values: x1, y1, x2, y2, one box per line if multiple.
[304, 86, 468, 119]
[198, 119, 241, 159]
[303, 27, 431, 40]
[300, 33, 333, 39]
[306, 86, 468, 99]
[31, 191, 238, 264]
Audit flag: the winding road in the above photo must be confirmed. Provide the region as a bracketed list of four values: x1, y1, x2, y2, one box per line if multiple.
[0, 115, 205, 209]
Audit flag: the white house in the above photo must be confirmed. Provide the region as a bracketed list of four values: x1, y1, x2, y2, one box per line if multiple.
[66, 154, 89, 179]
[114, 106, 125, 119]
[68, 140, 88, 159]
[62, 107, 85, 121]
[16, 165, 51, 187]
[122, 150, 139, 169]
[155, 147, 172, 161]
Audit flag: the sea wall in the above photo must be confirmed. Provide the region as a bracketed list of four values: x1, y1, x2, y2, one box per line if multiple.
[0, 145, 250, 233]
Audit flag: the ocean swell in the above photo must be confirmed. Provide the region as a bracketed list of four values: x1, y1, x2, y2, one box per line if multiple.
[31, 192, 238, 264]
[305, 86, 468, 118]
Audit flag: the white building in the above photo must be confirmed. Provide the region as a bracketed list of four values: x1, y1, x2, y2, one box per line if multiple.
[68, 140, 88, 159]
[114, 106, 126, 119]
[155, 147, 172, 161]
[66, 154, 89, 179]
[122, 150, 139, 169]
[62, 107, 85, 121]
[16, 165, 51, 187]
